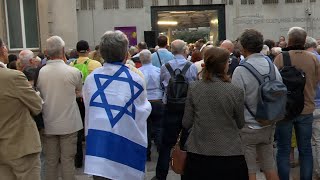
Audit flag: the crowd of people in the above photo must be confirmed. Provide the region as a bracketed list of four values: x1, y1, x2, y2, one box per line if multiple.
[1, 26, 320, 180]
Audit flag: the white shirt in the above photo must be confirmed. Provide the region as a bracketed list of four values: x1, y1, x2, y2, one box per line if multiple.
[139, 63, 163, 100]
[38, 60, 83, 135]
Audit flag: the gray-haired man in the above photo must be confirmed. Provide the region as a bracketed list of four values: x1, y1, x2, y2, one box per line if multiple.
[139, 49, 164, 161]
[274, 27, 320, 180]
[37, 36, 83, 180]
[153, 39, 198, 180]
[19, 49, 37, 70]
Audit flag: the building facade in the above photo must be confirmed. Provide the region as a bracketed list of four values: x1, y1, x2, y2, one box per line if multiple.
[0, 0, 319, 51]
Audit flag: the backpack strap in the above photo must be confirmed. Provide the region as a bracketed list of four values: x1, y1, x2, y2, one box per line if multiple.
[73, 59, 78, 65]
[245, 103, 256, 118]
[282, 51, 292, 66]
[240, 62, 264, 84]
[181, 62, 192, 76]
[84, 58, 90, 65]
[156, 52, 162, 66]
[267, 59, 276, 81]
[165, 63, 175, 78]
[240, 60, 276, 118]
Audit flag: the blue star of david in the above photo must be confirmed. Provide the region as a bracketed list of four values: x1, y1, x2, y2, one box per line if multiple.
[89, 65, 144, 128]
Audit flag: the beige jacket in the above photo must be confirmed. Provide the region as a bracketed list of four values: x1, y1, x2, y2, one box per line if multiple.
[0, 68, 42, 161]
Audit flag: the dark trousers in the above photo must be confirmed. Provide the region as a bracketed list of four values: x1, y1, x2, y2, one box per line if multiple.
[75, 97, 85, 167]
[147, 101, 164, 158]
[184, 153, 249, 180]
[155, 108, 188, 180]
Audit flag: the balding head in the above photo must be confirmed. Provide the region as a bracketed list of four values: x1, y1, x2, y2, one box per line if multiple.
[171, 39, 188, 55]
[201, 45, 214, 59]
[19, 50, 35, 67]
[220, 40, 234, 54]
[139, 49, 152, 64]
[138, 42, 148, 51]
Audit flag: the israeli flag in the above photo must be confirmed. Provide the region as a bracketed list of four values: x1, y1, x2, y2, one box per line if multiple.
[83, 63, 152, 180]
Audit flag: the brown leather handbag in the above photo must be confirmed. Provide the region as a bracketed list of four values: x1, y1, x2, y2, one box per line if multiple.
[170, 131, 187, 174]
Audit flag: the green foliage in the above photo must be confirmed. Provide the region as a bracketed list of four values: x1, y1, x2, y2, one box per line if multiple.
[172, 30, 210, 43]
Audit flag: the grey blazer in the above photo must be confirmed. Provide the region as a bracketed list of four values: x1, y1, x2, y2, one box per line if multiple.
[182, 77, 245, 156]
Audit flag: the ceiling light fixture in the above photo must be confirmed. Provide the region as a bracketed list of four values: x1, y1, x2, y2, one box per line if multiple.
[210, 19, 219, 24]
[157, 21, 178, 25]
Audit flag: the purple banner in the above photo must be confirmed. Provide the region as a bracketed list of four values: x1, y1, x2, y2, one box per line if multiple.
[114, 26, 137, 46]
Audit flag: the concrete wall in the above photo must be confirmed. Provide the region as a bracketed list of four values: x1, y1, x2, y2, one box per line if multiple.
[48, 0, 78, 50]
[77, 0, 151, 48]
[38, 0, 49, 51]
[77, 0, 320, 48]
[2, 0, 320, 52]
[227, 1, 319, 41]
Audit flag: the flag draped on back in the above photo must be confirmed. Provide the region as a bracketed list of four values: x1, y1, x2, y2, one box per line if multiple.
[83, 63, 151, 180]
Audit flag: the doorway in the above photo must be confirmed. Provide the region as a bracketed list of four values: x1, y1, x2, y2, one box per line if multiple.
[151, 5, 226, 44]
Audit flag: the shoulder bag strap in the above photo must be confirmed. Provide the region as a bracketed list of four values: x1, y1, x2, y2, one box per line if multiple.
[165, 63, 175, 78]
[282, 51, 292, 67]
[181, 62, 192, 76]
[156, 51, 162, 66]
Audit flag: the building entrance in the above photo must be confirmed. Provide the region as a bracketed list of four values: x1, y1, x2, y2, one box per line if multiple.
[151, 5, 226, 44]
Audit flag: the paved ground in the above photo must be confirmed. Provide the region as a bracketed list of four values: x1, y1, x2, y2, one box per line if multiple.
[70, 144, 316, 180]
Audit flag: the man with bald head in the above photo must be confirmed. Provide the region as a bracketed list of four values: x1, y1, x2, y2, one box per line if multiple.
[220, 40, 239, 76]
[153, 39, 198, 180]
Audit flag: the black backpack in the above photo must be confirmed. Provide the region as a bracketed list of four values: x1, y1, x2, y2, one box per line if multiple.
[240, 60, 287, 126]
[165, 62, 192, 112]
[280, 51, 306, 120]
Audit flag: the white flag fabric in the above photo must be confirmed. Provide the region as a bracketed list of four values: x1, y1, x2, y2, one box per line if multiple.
[83, 63, 151, 180]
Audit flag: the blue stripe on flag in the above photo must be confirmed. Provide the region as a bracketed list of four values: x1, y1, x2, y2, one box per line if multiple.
[86, 129, 147, 172]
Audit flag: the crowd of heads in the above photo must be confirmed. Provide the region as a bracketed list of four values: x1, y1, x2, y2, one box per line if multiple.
[2, 26, 320, 84]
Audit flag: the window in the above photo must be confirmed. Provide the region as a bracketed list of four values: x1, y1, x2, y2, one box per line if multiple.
[103, 0, 119, 9]
[221, 0, 227, 4]
[229, 0, 234, 4]
[4, 0, 39, 50]
[263, 0, 279, 3]
[168, 0, 180, 5]
[248, 0, 255, 4]
[89, 0, 95, 10]
[200, 0, 213, 4]
[241, 0, 247, 4]
[126, 0, 143, 8]
[311, 0, 316, 2]
[187, 0, 193, 4]
[152, 0, 159, 6]
[81, 0, 88, 10]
